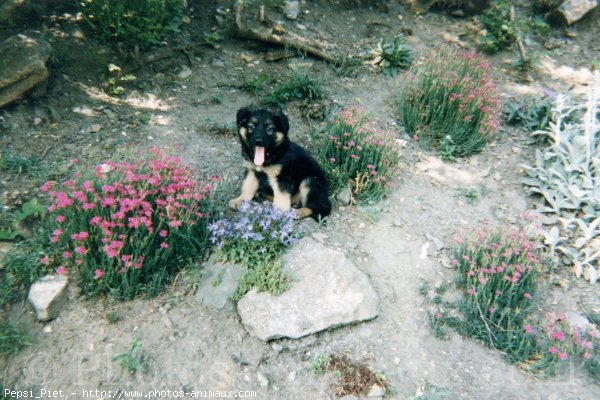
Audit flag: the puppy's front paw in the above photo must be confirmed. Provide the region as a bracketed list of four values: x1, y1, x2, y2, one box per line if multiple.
[229, 197, 244, 210]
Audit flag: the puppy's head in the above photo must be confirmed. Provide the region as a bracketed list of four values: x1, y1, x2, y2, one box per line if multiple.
[236, 107, 289, 167]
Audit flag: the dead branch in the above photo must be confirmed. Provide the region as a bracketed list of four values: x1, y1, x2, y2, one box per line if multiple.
[234, 2, 337, 64]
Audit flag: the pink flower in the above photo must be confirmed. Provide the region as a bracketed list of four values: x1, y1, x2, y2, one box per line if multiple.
[40, 181, 56, 192]
[169, 219, 182, 228]
[94, 269, 104, 279]
[40, 256, 50, 265]
[525, 324, 533, 334]
[53, 228, 63, 237]
[56, 266, 66, 275]
[558, 352, 568, 361]
[56, 192, 74, 208]
[467, 288, 476, 296]
[103, 246, 118, 258]
[523, 293, 532, 300]
[63, 251, 72, 259]
[451, 259, 459, 266]
[350, 154, 358, 160]
[551, 330, 566, 341]
[548, 346, 558, 355]
[75, 246, 87, 255]
[583, 351, 591, 360]
[329, 157, 336, 163]
[159, 229, 168, 238]
[434, 312, 442, 319]
[160, 242, 169, 249]
[56, 215, 66, 223]
[75, 259, 83, 266]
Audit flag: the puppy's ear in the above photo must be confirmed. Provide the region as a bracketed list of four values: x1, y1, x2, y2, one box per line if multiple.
[236, 107, 252, 126]
[272, 108, 289, 134]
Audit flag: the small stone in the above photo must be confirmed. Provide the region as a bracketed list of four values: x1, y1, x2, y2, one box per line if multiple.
[256, 371, 269, 387]
[493, 172, 502, 181]
[211, 58, 225, 67]
[311, 232, 328, 242]
[182, 15, 191, 24]
[162, 315, 173, 329]
[272, 343, 283, 352]
[337, 187, 352, 206]
[393, 357, 401, 365]
[27, 275, 69, 321]
[72, 106, 98, 117]
[90, 124, 102, 133]
[33, 116, 43, 126]
[288, 371, 297, 382]
[177, 65, 192, 80]
[43, 325, 53, 333]
[367, 384, 386, 398]
[511, 146, 521, 154]
[284, 1, 300, 20]
[450, 9, 465, 17]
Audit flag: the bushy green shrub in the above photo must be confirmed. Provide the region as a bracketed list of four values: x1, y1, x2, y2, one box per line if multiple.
[79, 0, 185, 50]
[477, 0, 517, 54]
[373, 35, 413, 77]
[38, 147, 216, 299]
[400, 45, 500, 160]
[0, 322, 30, 356]
[313, 105, 401, 204]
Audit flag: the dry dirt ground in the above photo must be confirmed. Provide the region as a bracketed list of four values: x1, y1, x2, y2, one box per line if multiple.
[1, 1, 600, 399]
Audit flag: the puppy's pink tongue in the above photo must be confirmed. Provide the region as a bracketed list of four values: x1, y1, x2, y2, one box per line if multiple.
[254, 146, 265, 166]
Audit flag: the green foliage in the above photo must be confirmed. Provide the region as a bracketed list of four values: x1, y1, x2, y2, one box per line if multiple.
[0, 150, 38, 175]
[522, 74, 600, 283]
[477, 0, 517, 54]
[374, 35, 413, 77]
[241, 74, 269, 96]
[400, 45, 500, 160]
[102, 64, 136, 96]
[264, 71, 324, 107]
[0, 322, 30, 356]
[79, 0, 185, 50]
[312, 354, 332, 376]
[0, 199, 46, 241]
[38, 147, 217, 300]
[232, 259, 290, 303]
[209, 201, 300, 302]
[201, 32, 223, 49]
[112, 339, 147, 374]
[312, 105, 401, 204]
[506, 95, 553, 131]
[0, 237, 48, 306]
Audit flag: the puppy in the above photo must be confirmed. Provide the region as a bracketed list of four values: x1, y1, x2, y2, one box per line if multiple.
[229, 106, 332, 220]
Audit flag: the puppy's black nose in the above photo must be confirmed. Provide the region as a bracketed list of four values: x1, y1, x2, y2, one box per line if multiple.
[255, 139, 263, 146]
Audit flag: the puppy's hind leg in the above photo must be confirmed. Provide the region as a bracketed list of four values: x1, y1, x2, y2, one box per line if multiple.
[229, 170, 259, 210]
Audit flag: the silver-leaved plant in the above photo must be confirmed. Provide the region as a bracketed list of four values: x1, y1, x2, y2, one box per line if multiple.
[523, 71, 599, 283]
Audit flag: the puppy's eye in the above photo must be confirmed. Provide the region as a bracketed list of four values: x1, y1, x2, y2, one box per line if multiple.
[247, 123, 255, 131]
[266, 126, 274, 135]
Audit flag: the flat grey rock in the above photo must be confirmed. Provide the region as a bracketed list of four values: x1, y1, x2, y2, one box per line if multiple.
[27, 274, 68, 321]
[0, 34, 51, 108]
[195, 255, 244, 310]
[237, 238, 379, 341]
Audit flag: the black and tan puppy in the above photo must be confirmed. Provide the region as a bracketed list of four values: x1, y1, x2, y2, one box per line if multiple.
[229, 106, 332, 220]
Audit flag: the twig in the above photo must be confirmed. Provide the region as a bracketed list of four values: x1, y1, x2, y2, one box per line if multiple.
[509, 5, 527, 64]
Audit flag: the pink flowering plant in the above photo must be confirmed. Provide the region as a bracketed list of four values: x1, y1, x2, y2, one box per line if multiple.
[399, 45, 501, 160]
[529, 312, 599, 378]
[313, 105, 401, 203]
[38, 147, 215, 299]
[439, 227, 542, 365]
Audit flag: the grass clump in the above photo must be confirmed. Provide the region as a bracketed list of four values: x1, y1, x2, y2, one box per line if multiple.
[313, 105, 401, 204]
[79, 0, 185, 50]
[38, 147, 216, 300]
[400, 45, 500, 160]
[0, 322, 30, 356]
[264, 71, 324, 107]
[0, 150, 38, 175]
[209, 201, 300, 302]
